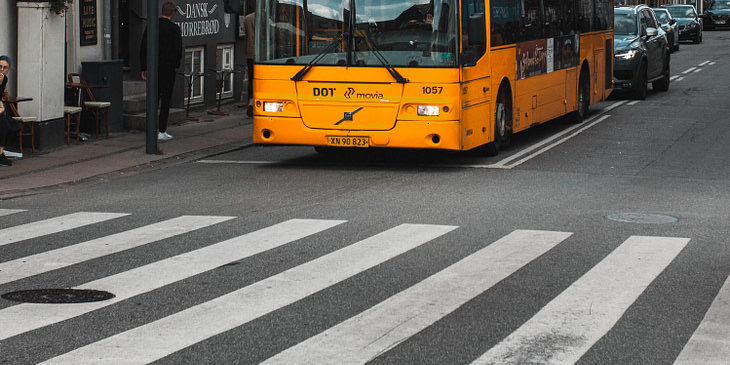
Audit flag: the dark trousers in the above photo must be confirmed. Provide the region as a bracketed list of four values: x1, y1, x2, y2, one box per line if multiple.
[158, 67, 177, 132]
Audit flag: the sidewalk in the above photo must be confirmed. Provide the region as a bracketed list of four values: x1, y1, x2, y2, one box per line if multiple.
[0, 103, 253, 199]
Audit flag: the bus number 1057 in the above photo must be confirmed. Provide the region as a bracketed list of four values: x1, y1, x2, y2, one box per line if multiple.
[422, 86, 443, 94]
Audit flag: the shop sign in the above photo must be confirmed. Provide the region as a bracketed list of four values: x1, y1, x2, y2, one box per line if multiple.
[79, 0, 97, 46]
[175, 1, 233, 38]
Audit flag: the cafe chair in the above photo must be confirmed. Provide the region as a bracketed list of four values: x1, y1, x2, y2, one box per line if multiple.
[67, 73, 111, 137]
[64, 105, 83, 144]
[3, 91, 37, 153]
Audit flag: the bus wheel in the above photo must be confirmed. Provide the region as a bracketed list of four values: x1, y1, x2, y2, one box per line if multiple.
[569, 70, 590, 124]
[481, 88, 510, 156]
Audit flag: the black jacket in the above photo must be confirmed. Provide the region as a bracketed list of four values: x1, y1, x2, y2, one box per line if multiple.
[140, 17, 183, 71]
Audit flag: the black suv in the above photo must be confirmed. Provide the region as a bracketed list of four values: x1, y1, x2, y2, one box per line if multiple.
[704, 0, 730, 30]
[614, 5, 671, 99]
[662, 5, 703, 43]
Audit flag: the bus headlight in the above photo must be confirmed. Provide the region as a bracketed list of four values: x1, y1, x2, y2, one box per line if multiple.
[417, 105, 440, 116]
[264, 102, 284, 113]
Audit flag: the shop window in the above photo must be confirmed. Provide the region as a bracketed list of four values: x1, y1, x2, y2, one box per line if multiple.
[184, 47, 204, 104]
[216, 44, 235, 99]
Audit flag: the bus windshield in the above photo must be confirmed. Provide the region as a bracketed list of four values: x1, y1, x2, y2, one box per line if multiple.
[257, 0, 459, 68]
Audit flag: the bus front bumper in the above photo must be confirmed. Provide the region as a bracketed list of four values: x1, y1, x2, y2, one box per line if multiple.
[253, 117, 462, 151]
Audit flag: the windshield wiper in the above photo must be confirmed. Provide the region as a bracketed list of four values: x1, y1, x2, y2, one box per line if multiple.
[353, 30, 409, 84]
[291, 33, 345, 81]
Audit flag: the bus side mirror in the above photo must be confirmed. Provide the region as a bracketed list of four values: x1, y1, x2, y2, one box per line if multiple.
[468, 13, 486, 46]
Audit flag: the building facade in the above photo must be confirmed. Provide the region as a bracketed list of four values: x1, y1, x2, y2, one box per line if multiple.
[0, 0, 249, 150]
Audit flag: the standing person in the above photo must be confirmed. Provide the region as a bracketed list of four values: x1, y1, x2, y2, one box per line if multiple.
[244, 5, 255, 117]
[140, 1, 183, 141]
[0, 55, 20, 167]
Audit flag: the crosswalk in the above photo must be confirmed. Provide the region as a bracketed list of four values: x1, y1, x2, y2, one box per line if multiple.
[0, 209, 727, 364]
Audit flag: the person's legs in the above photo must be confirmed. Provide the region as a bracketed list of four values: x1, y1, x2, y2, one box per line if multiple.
[158, 68, 177, 133]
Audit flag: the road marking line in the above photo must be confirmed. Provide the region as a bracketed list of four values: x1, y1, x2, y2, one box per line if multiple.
[675, 77, 685, 82]
[627, 100, 640, 105]
[675, 273, 730, 364]
[485, 100, 625, 169]
[699, 60, 710, 66]
[0, 208, 26, 217]
[682, 67, 697, 74]
[0, 212, 129, 247]
[197, 160, 272, 164]
[42, 223, 458, 364]
[0, 215, 235, 285]
[709, 62, 716, 66]
[471, 236, 690, 365]
[0, 219, 346, 341]
[263, 230, 572, 365]
[693, 68, 702, 73]
[670, 75, 680, 81]
[487, 115, 611, 169]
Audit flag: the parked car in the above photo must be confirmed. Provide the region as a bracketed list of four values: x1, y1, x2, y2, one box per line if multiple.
[653, 8, 680, 52]
[704, 0, 730, 30]
[662, 4, 703, 43]
[613, 5, 671, 100]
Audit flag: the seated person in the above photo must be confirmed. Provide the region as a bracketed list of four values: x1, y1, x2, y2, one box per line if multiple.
[0, 55, 20, 167]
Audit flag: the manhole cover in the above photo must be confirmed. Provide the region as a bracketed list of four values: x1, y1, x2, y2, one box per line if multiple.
[606, 213, 679, 224]
[1, 289, 115, 304]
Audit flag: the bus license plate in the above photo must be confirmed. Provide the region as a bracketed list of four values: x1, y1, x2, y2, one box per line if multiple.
[326, 136, 369, 147]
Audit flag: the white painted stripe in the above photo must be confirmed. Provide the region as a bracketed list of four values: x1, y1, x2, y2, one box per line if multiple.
[0, 219, 345, 341]
[699, 60, 710, 66]
[42, 223, 458, 364]
[0, 212, 129, 247]
[674, 273, 730, 364]
[682, 67, 697, 74]
[709, 62, 716, 66]
[670, 75, 680, 81]
[627, 100, 640, 106]
[486, 99, 621, 169]
[693, 68, 702, 73]
[0, 208, 26, 217]
[196, 160, 272, 164]
[675, 77, 685, 82]
[264, 230, 572, 364]
[0, 215, 235, 285]
[489, 115, 611, 169]
[472, 236, 690, 365]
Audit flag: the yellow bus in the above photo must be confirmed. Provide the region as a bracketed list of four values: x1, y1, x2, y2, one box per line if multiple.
[252, 0, 613, 155]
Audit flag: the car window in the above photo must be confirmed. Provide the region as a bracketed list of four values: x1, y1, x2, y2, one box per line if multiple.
[614, 13, 638, 35]
[710, 1, 730, 10]
[644, 10, 659, 28]
[654, 10, 669, 24]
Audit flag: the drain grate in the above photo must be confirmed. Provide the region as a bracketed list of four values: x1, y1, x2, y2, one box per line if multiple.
[606, 213, 679, 224]
[1, 289, 115, 304]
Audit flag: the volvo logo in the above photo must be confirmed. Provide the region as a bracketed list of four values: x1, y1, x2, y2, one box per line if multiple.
[344, 87, 355, 99]
[335, 107, 363, 125]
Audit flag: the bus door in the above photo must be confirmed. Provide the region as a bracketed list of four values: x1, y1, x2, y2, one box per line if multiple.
[460, 0, 491, 151]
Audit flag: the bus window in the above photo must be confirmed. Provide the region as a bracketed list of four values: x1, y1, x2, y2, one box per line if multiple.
[461, 0, 485, 65]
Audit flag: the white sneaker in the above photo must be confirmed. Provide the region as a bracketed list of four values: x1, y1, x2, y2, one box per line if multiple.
[158, 132, 171, 141]
[163, 132, 173, 139]
[3, 150, 22, 158]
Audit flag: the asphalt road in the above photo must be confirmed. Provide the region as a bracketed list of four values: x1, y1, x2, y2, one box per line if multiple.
[1, 32, 729, 364]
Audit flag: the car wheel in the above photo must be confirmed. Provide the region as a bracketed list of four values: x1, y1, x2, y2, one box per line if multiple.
[694, 31, 701, 44]
[652, 55, 670, 92]
[633, 62, 648, 100]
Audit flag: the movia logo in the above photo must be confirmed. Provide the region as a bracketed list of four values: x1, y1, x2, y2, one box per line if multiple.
[344, 87, 355, 99]
[344, 87, 384, 100]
